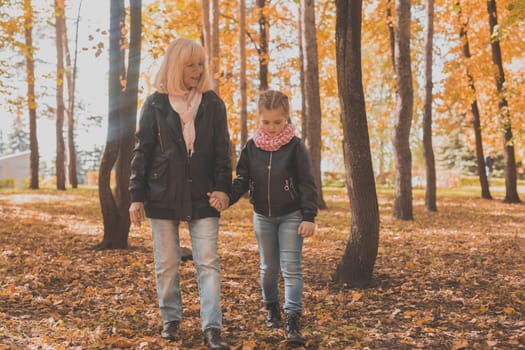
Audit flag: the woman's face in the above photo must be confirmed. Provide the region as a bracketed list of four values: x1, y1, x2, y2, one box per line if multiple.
[259, 107, 288, 136]
[182, 57, 204, 90]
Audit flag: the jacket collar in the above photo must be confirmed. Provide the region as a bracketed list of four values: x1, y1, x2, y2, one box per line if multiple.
[149, 91, 213, 150]
[150, 90, 213, 112]
[149, 92, 170, 114]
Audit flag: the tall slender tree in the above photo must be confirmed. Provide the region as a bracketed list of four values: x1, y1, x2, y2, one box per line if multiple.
[334, 0, 379, 287]
[239, 0, 248, 146]
[24, 0, 39, 189]
[55, 0, 66, 190]
[300, 0, 326, 209]
[456, 1, 491, 199]
[392, 0, 413, 220]
[256, 0, 269, 90]
[386, 0, 396, 70]
[98, 0, 142, 249]
[63, 0, 82, 188]
[298, 3, 306, 140]
[211, 0, 220, 92]
[486, 0, 520, 203]
[202, 0, 211, 57]
[423, 0, 437, 211]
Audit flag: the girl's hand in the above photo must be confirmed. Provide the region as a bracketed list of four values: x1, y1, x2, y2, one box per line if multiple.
[298, 221, 315, 237]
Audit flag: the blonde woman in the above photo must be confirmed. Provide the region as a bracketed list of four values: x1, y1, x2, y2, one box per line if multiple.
[129, 38, 231, 349]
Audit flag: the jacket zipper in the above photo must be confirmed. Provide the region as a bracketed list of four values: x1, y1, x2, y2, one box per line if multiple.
[156, 119, 164, 152]
[267, 152, 272, 217]
[285, 178, 296, 201]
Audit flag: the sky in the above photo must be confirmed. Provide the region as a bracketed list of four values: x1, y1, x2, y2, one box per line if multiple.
[0, 0, 112, 163]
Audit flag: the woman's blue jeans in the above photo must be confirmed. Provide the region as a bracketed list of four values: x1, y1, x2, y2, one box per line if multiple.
[150, 217, 222, 331]
[253, 210, 304, 313]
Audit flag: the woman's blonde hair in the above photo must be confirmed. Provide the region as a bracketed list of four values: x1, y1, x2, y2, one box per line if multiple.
[257, 90, 290, 121]
[153, 38, 213, 95]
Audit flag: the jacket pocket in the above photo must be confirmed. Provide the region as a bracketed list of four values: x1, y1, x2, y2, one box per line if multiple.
[147, 153, 170, 203]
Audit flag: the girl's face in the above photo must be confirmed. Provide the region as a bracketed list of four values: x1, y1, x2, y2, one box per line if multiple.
[259, 107, 288, 136]
[182, 57, 204, 90]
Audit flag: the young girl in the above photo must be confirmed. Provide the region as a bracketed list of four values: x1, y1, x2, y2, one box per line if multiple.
[211, 90, 317, 346]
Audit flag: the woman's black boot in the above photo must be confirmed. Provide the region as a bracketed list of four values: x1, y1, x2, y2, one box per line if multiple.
[285, 312, 305, 346]
[203, 328, 230, 350]
[265, 302, 281, 328]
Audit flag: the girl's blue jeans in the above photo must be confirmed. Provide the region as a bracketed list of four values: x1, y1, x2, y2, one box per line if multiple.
[253, 210, 304, 313]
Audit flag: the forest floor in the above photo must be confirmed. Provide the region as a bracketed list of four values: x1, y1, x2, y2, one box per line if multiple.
[0, 186, 524, 349]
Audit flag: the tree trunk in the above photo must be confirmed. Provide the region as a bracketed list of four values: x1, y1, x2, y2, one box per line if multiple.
[239, 0, 248, 147]
[24, 0, 39, 190]
[116, 0, 141, 232]
[256, 0, 269, 90]
[202, 0, 211, 57]
[63, 0, 82, 189]
[392, 0, 413, 220]
[456, 1, 492, 199]
[298, 3, 306, 140]
[423, 0, 437, 211]
[98, 0, 125, 248]
[486, 0, 520, 203]
[211, 0, 220, 92]
[300, 0, 326, 210]
[334, 0, 379, 288]
[55, 0, 66, 191]
[98, 0, 141, 249]
[386, 0, 396, 70]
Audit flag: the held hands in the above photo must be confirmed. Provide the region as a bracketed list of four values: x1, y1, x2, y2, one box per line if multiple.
[129, 202, 146, 227]
[298, 221, 315, 237]
[206, 191, 314, 237]
[208, 191, 230, 212]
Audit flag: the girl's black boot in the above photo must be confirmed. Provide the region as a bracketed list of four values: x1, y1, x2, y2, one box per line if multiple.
[265, 302, 281, 328]
[285, 312, 305, 346]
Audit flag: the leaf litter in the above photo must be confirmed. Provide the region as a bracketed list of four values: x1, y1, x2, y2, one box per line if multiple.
[0, 188, 524, 349]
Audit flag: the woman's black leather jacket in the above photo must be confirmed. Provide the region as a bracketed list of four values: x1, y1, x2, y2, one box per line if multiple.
[229, 137, 317, 222]
[128, 91, 232, 221]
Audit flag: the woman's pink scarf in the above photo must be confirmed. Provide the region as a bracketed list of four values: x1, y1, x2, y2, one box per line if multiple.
[253, 123, 295, 152]
[169, 89, 202, 156]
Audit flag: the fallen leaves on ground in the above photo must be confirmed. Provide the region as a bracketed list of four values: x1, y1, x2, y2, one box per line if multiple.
[0, 187, 524, 349]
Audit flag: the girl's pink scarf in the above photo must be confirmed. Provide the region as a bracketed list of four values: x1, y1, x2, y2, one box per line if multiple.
[253, 123, 295, 152]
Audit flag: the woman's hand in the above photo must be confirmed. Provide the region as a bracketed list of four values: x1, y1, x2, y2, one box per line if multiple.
[207, 191, 230, 211]
[298, 221, 315, 237]
[129, 202, 146, 227]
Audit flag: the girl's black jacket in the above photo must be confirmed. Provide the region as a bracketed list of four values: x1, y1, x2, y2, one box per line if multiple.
[229, 137, 318, 222]
[128, 91, 232, 221]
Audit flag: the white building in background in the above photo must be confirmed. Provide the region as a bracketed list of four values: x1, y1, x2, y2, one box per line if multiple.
[0, 151, 30, 188]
